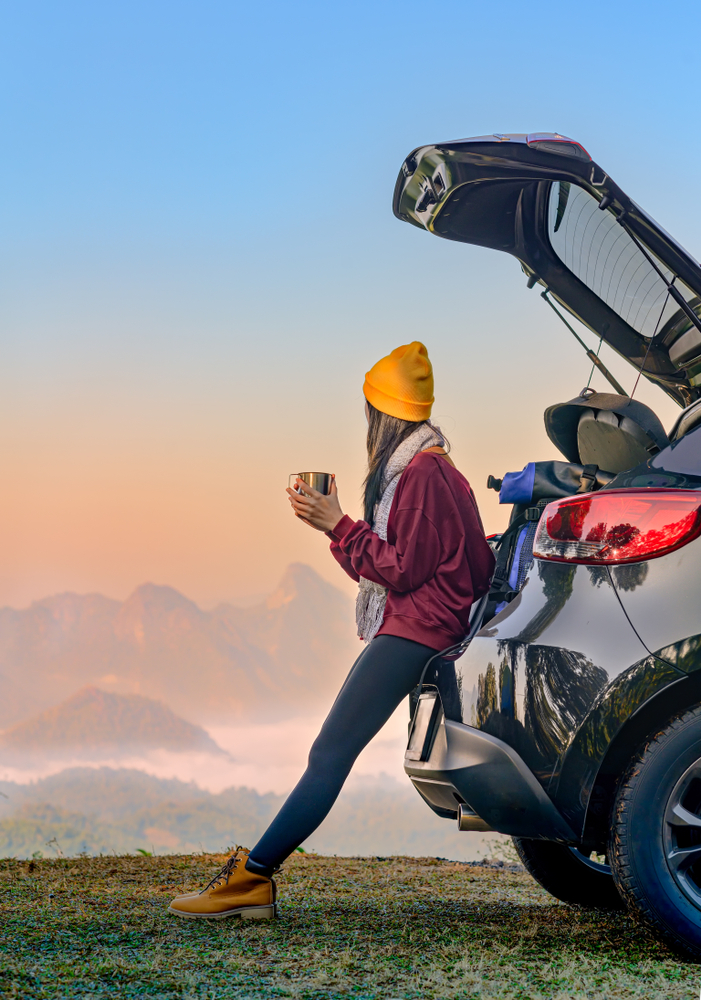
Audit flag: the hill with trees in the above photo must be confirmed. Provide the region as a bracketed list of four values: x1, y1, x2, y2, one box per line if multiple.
[0, 767, 493, 861]
[0, 687, 224, 763]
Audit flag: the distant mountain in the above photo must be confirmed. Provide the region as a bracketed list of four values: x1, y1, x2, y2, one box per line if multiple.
[0, 767, 496, 861]
[0, 564, 359, 729]
[0, 687, 224, 762]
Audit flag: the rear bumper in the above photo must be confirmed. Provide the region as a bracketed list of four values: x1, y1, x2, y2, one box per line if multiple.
[404, 717, 577, 842]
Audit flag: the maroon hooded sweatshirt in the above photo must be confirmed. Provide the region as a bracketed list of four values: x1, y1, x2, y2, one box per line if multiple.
[327, 451, 495, 650]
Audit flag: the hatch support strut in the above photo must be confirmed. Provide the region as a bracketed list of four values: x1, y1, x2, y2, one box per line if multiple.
[614, 215, 701, 339]
[540, 290, 628, 396]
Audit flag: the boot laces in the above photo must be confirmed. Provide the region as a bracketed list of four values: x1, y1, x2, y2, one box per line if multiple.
[202, 847, 247, 892]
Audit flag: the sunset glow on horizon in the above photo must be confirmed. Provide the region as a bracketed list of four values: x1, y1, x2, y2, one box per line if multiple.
[2, 0, 695, 611]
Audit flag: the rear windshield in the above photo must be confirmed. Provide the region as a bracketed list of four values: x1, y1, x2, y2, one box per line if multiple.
[547, 182, 695, 340]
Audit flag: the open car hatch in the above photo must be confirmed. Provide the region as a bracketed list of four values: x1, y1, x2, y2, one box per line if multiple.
[393, 133, 701, 406]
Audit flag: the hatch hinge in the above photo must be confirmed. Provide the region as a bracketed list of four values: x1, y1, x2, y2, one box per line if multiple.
[590, 166, 609, 187]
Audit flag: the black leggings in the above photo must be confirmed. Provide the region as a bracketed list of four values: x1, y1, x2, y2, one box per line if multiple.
[248, 635, 436, 872]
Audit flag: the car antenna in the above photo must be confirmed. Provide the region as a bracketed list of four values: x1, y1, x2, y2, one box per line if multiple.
[540, 289, 628, 396]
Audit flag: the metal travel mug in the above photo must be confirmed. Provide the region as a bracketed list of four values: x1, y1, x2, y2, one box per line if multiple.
[288, 472, 334, 495]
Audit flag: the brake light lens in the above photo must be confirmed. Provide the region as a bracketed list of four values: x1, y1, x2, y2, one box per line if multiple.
[526, 132, 591, 161]
[533, 489, 701, 565]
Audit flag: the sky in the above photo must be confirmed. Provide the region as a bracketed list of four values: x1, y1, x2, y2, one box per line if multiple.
[2, 0, 700, 610]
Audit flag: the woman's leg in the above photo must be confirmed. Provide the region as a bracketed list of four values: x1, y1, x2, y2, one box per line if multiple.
[246, 635, 435, 875]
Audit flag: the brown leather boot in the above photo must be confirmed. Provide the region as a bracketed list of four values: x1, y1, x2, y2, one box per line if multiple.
[168, 848, 277, 920]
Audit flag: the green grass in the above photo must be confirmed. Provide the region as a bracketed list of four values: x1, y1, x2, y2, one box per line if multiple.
[0, 852, 697, 998]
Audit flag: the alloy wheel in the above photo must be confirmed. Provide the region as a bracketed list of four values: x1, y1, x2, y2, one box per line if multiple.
[663, 758, 701, 910]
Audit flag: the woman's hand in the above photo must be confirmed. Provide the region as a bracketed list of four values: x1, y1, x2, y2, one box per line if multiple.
[287, 477, 344, 533]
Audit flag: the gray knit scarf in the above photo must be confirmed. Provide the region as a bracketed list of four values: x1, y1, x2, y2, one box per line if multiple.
[355, 422, 444, 642]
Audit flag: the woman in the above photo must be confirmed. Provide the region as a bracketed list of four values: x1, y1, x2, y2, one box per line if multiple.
[169, 341, 495, 920]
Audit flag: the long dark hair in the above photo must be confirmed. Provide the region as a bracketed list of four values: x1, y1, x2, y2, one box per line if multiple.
[362, 402, 448, 523]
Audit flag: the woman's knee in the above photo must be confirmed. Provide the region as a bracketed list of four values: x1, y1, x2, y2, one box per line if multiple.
[307, 733, 358, 775]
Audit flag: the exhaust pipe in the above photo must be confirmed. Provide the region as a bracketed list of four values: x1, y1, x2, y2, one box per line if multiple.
[457, 803, 493, 832]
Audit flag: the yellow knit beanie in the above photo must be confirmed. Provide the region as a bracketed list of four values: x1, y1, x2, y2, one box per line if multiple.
[363, 342, 434, 422]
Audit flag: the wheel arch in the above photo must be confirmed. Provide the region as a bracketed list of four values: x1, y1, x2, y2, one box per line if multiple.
[581, 666, 701, 848]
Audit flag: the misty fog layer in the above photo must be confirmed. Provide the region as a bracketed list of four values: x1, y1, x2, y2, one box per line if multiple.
[0, 565, 505, 861]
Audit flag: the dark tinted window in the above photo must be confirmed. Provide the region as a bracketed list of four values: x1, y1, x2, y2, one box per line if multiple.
[548, 182, 694, 340]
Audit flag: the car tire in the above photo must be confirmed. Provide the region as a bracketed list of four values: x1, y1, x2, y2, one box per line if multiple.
[610, 704, 701, 959]
[513, 838, 624, 909]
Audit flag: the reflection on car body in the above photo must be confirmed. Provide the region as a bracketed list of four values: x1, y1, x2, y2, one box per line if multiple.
[396, 132, 701, 955]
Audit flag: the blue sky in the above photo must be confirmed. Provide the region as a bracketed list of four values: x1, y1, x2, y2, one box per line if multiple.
[2, 0, 701, 607]
[4, 0, 699, 241]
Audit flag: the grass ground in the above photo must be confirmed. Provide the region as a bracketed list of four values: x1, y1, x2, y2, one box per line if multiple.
[0, 852, 697, 999]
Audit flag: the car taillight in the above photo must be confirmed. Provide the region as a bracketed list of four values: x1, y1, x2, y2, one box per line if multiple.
[533, 489, 701, 565]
